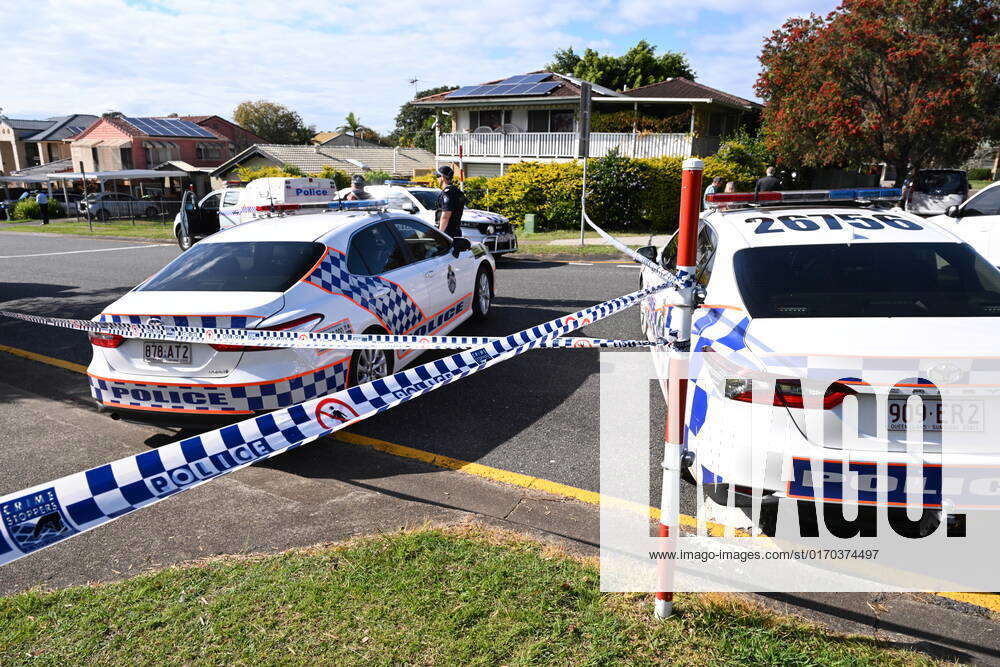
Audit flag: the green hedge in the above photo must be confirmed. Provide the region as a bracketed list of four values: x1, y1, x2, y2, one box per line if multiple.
[11, 198, 63, 220]
[467, 149, 760, 233]
[968, 167, 994, 181]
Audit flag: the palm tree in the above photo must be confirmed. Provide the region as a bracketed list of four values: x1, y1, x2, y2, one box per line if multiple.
[337, 112, 371, 147]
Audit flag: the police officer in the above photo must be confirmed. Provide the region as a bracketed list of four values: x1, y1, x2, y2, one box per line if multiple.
[345, 175, 372, 200]
[435, 165, 464, 237]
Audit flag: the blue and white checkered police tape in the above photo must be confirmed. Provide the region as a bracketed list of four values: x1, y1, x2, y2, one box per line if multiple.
[0, 311, 660, 350]
[0, 280, 670, 566]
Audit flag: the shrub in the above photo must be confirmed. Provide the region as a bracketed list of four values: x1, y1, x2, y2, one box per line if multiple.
[968, 167, 993, 181]
[466, 151, 756, 232]
[310, 165, 352, 189]
[282, 163, 304, 176]
[234, 164, 294, 181]
[12, 198, 63, 220]
[591, 110, 691, 134]
[357, 170, 393, 185]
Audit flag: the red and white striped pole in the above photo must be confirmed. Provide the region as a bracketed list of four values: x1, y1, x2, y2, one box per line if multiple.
[655, 157, 703, 619]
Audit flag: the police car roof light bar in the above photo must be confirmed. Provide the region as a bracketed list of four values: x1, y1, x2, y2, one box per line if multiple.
[327, 198, 390, 211]
[384, 179, 416, 187]
[706, 188, 902, 205]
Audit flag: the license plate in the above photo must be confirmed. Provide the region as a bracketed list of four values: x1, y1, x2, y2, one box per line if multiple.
[888, 399, 984, 432]
[143, 341, 191, 364]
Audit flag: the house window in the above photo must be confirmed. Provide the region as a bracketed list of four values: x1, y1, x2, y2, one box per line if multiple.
[91, 147, 100, 170]
[469, 110, 511, 131]
[709, 112, 724, 136]
[196, 142, 224, 160]
[550, 110, 574, 132]
[120, 147, 133, 169]
[527, 110, 549, 132]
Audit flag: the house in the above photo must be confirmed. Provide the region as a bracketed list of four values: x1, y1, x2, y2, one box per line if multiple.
[0, 114, 98, 174]
[210, 144, 437, 187]
[69, 116, 233, 173]
[312, 131, 381, 148]
[182, 115, 264, 152]
[412, 72, 762, 177]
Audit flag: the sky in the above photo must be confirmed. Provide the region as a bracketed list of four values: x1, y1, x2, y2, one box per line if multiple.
[2, 0, 839, 134]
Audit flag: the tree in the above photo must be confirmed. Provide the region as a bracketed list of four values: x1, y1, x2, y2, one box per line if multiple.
[390, 85, 455, 152]
[756, 0, 999, 185]
[545, 40, 694, 91]
[233, 100, 315, 144]
[337, 112, 372, 147]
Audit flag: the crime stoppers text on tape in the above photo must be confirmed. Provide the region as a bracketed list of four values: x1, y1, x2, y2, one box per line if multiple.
[0, 311, 660, 350]
[0, 280, 670, 566]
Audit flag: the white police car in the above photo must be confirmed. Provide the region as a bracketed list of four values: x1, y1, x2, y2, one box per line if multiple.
[928, 180, 1000, 267]
[89, 199, 496, 424]
[337, 182, 518, 256]
[639, 188, 1000, 521]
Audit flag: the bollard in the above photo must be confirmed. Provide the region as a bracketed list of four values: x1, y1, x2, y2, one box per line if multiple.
[655, 157, 703, 619]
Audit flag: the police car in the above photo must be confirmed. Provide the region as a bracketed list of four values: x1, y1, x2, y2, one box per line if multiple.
[638, 188, 1000, 524]
[336, 182, 518, 256]
[90, 197, 496, 424]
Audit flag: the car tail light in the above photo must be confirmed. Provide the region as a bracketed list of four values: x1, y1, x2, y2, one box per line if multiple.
[88, 331, 124, 348]
[210, 314, 323, 352]
[725, 378, 855, 410]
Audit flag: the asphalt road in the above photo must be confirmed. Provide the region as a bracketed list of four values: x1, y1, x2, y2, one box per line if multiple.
[0, 231, 684, 510]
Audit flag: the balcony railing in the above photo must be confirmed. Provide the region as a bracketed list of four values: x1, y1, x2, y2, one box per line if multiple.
[437, 132, 698, 160]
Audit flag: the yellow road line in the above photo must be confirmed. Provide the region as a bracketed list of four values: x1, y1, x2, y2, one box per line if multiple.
[4, 344, 999, 612]
[0, 344, 88, 374]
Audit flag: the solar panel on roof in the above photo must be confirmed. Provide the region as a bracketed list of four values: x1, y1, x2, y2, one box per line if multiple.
[521, 73, 551, 83]
[447, 85, 481, 98]
[507, 83, 536, 95]
[525, 82, 559, 95]
[124, 116, 215, 138]
[500, 75, 527, 84]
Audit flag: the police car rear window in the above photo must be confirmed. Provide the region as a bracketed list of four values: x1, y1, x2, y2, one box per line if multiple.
[140, 242, 325, 292]
[733, 243, 1000, 318]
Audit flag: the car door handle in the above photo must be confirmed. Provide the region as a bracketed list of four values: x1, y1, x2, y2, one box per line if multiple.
[424, 270, 435, 278]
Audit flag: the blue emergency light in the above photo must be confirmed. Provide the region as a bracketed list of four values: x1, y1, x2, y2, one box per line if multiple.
[326, 198, 389, 211]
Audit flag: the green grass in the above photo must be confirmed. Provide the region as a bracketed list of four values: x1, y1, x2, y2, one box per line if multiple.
[0, 526, 933, 665]
[0, 219, 175, 240]
[513, 242, 639, 259]
[970, 179, 995, 191]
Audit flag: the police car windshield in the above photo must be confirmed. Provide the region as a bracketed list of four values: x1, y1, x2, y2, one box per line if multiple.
[409, 189, 440, 209]
[140, 242, 326, 292]
[734, 243, 1000, 318]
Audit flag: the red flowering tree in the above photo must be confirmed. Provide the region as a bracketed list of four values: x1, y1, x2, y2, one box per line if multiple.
[756, 0, 999, 184]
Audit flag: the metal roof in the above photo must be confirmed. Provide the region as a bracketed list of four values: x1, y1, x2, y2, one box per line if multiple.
[47, 169, 189, 181]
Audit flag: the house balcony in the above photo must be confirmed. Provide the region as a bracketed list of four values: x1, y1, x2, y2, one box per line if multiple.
[436, 132, 721, 162]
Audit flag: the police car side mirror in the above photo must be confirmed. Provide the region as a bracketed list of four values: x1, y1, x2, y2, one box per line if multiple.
[635, 245, 657, 263]
[452, 237, 472, 257]
[402, 202, 418, 213]
[946, 204, 962, 219]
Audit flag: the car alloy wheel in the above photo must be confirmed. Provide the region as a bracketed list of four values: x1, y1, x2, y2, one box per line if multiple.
[472, 268, 492, 319]
[176, 229, 193, 251]
[354, 348, 389, 384]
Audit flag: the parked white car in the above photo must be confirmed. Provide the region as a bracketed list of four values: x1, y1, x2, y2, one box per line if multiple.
[928, 180, 1000, 267]
[904, 169, 969, 216]
[639, 187, 1000, 530]
[337, 183, 518, 256]
[93, 202, 496, 425]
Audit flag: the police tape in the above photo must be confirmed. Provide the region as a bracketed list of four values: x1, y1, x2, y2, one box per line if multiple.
[0, 280, 669, 566]
[581, 210, 683, 286]
[0, 310, 660, 350]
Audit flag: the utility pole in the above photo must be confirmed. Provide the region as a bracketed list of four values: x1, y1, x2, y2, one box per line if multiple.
[578, 82, 592, 246]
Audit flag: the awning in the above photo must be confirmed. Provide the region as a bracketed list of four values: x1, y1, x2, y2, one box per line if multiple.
[47, 169, 188, 181]
[73, 137, 103, 147]
[101, 137, 133, 148]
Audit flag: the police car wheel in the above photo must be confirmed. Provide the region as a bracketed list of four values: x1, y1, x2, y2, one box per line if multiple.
[472, 267, 492, 320]
[176, 229, 193, 251]
[349, 328, 392, 386]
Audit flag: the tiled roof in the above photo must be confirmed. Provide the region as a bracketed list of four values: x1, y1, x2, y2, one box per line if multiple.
[3, 118, 54, 131]
[312, 131, 344, 144]
[25, 114, 99, 141]
[623, 78, 762, 109]
[10, 158, 72, 176]
[212, 144, 436, 177]
[413, 72, 609, 104]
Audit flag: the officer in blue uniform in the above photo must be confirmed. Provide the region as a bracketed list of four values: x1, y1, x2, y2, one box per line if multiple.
[435, 165, 464, 237]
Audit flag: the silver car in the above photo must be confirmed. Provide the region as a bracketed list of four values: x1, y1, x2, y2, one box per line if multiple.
[78, 193, 162, 220]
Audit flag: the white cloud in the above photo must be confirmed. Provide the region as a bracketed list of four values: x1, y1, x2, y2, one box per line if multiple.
[1, 0, 836, 130]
